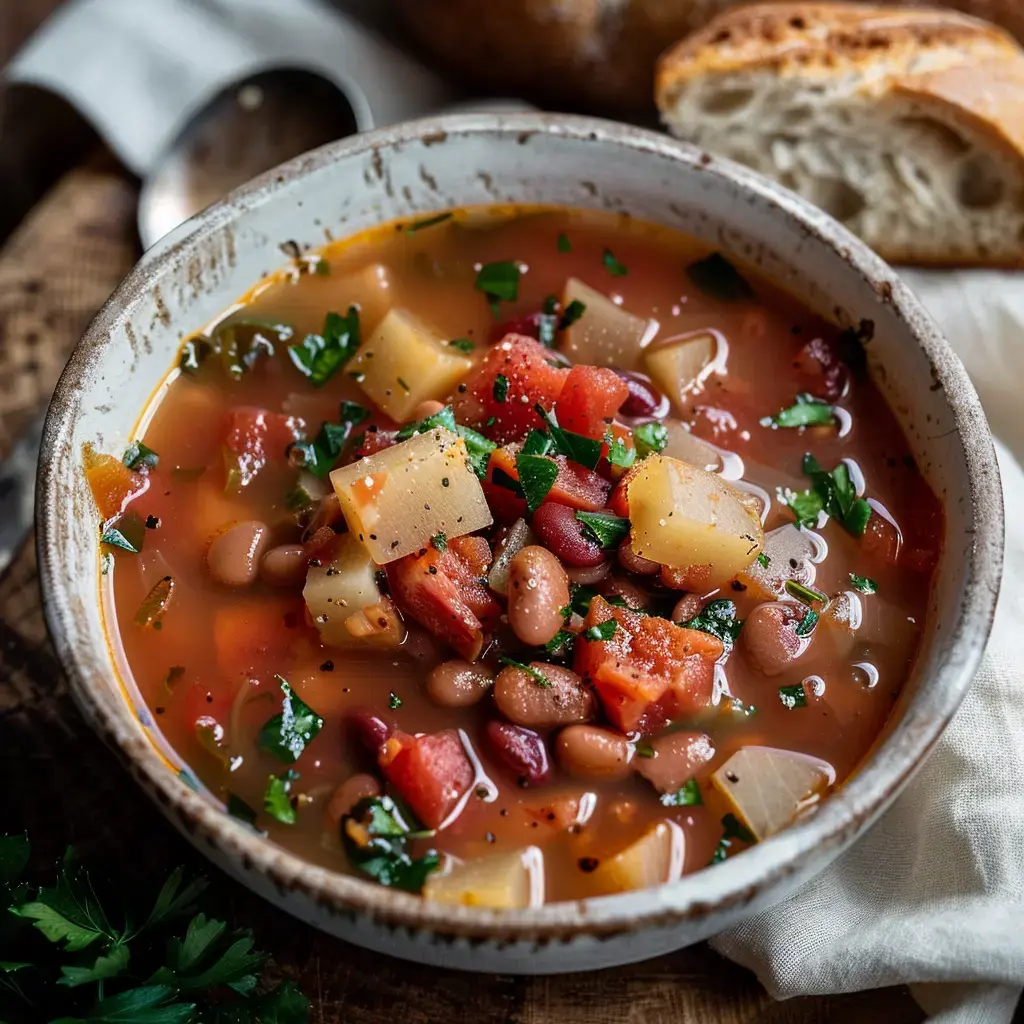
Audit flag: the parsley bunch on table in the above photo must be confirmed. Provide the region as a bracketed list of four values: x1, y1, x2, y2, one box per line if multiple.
[0, 835, 307, 1024]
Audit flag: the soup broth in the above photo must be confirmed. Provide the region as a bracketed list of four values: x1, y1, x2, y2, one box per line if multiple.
[94, 207, 941, 907]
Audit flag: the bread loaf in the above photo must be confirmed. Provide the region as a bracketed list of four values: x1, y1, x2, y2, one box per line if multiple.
[656, 3, 1024, 267]
[398, 0, 1024, 113]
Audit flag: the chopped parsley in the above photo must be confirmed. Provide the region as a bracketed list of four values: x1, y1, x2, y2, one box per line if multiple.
[785, 579, 827, 606]
[559, 299, 586, 330]
[557, 232, 572, 253]
[545, 629, 576, 657]
[849, 573, 878, 594]
[287, 306, 360, 386]
[100, 552, 114, 575]
[499, 657, 552, 688]
[757, 552, 770, 568]
[583, 619, 618, 642]
[534, 404, 603, 470]
[606, 436, 637, 468]
[575, 510, 630, 548]
[522, 429, 555, 456]
[602, 248, 628, 277]
[263, 770, 299, 825]
[493, 373, 510, 403]
[569, 583, 597, 616]
[492, 466, 525, 496]
[447, 337, 474, 353]
[288, 401, 368, 477]
[405, 211, 453, 234]
[633, 421, 668, 459]
[396, 376, 411, 393]
[686, 253, 755, 303]
[457, 424, 497, 478]
[258, 675, 324, 764]
[634, 740, 656, 759]
[430, 532, 447, 552]
[516, 452, 559, 513]
[397, 404, 457, 439]
[765, 393, 835, 429]
[788, 454, 872, 536]
[710, 813, 755, 863]
[341, 795, 440, 892]
[681, 598, 743, 647]
[101, 513, 146, 554]
[779, 684, 808, 709]
[388, 692, 403, 710]
[661, 779, 703, 807]
[314, 256, 331, 275]
[475, 261, 521, 308]
[794, 608, 819, 637]
[122, 440, 159, 470]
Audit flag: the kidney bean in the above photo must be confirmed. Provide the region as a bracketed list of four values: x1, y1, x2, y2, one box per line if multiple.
[493, 663, 595, 728]
[672, 594, 704, 623]
[530, 502, 606, 568]
[407, 399, 445, 422]
[206, 520, 269, 586]
[742, 601, 806, 676]
[635, 731, 714, 794]
[617, 537, 660, 576]
[325, 773, 381, 827]
[483, 721, 550, 786]
[345, 709, 392, 753]
[565, 561, 611, 586]
[260, 544, 309, 587]
[613, 370, 669, 419]
[507, 546, 570, 646]
[426, 659, 494, 708]
[556, 725, 632, 780]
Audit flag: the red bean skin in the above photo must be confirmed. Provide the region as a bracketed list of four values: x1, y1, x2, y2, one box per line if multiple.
[483, 721, 550, 786]
[345, 709, 392, 753]
[614, 370, 669, 419]
[742, 602, 806, 676]
[530, 502, 606, 567]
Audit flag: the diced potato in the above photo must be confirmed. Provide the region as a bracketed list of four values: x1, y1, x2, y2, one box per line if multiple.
[736, 524, 819, 600]
[660, 419, 721, 473]
[590, 821, 684, 895]
[346, 308, 472, 421]
[487, 518, 537, 596]
[303, 532, 407, 649]
[423, 847, 544, 909]
[627, 455, 764, 588]
[558, 278, 657, 370]
[644, 331, 717, 409]
[711, 746, 836, 840]
[331, 427, 492, 564]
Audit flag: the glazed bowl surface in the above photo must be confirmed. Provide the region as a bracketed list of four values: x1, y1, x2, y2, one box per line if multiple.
[36, 113, 1003, 974]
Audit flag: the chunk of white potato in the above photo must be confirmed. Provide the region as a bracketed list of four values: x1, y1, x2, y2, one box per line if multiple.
[711, 746, 836, 840]
[423, 846, 544, 909]
[643, 331, 718, 409]
[590, 821, 685, 895]
[346, 308, 472, 422]
[627, 454, 764, 588]
[487, 518, 537, 596]
[660, 419, 722, 473]
[737, 524, 820, 600]
[303, 532, 406, 649]
[331, 427, 492, 564]
[558, 278, 657, 370]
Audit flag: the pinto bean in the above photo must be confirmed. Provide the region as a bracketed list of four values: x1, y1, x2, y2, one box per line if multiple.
[556, 725, 633, 780]
[493, 663, 595, 728]
[742, 601, 806, 676]
[260, 544, 308, 587]
[530, 502, 606, 567]
[426, 659, 494, 708]
[345, 709, 392, 753]
[206, 520, 269, 586]
[325, 773, 381, 827]
[602, 577, 650, 610]
[483, 721, 550, 786]
[672, 594, 704, 623]
[565, 561, 611, 586]
[635, 731, 715, 794]
[617, 537, 660, 575]
[507, 546, 570, 646]
[407, 399, 445, 422]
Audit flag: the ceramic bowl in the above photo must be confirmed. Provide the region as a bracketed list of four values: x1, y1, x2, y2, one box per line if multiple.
[37, 113, 1003, 974]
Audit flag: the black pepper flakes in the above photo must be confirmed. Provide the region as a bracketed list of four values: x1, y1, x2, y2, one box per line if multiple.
[320, 660, 335, 671]
[578, 857, 600, 873]
[145, 515, 161, 529]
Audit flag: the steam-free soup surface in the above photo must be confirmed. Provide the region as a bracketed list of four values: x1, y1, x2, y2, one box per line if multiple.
[95, 207, 941, 907]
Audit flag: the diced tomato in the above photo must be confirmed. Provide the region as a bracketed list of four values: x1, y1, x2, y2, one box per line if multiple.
[451, 334, 570, 444]
[84, 448, 149, 522]
[378, 729, 474, 829]
[213, 597, 308, 679]
[555, 366, 629, 440]
[224, 407, 304, 488]
[440, 536, 501, 628]
[352, 423, 399, 459]
[483, 445, 611, 522]
[794, 336, 846, 401]
[386, 546, 490, 660]
[574, 596, 721, 734]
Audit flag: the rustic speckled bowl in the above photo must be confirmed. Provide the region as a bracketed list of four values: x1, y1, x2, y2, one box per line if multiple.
[37, 114, 1003, 973]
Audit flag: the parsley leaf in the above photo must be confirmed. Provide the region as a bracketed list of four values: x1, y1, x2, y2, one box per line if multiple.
[447, 337, 474, 353]
[475, 261, 521, 305]
[288, 401, 368, 477]
[123, 441, 159, 471]
[794, 608, 819, 637]
[575, 511, 630, 548]
[342, 796, 440, 892]
[661, 779, 703, 807]
[849, 573, 878, 594]
[493, 373, 510, 403]
[430, 532, 447, 553]
[544, 629, 576, 657]
[396, 404, 457, 440]
[710, 813, 755, 863]
[405, 211, 452, 234]
[686, 253, 754, 303]
[516, 453, 559, 514]
[258, 676, 323, 764]
[791, 454, 872, 536]
[606, 436, 636, 468]
[583, 619, 618, 642]
[456, 424, 496, 479]
[101, 513, 146, 555]
[557, 232, 572, 253]
[288, 307, 360, 386]
[226, 793, 258, 826]
[569, 583, 598, 617]
[765, 394, 835, 429]
[534, 405, 603, 470]
[779, 683, 808, 709]
[633, 422, 668, 459]
[757, 552, 770, 568]
[388, 692, 403, 710]
[634, 740, 656, 759]
[602, 248, 628, 277]
[680, 599, 743, 647]
[559, 300, 586, 330]
[263, 771, 299, 825]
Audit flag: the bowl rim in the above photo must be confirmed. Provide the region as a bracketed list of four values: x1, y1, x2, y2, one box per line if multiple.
[37, 111, 1004, 942]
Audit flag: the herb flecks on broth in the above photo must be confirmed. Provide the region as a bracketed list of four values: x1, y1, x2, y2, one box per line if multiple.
[93, 205, 941, 908]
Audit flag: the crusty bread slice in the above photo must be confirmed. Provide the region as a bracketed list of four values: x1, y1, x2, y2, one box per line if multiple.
[655, 3, 1024, 267]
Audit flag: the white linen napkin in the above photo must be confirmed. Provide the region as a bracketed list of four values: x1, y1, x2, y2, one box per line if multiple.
[713, 270, 1024, 1024]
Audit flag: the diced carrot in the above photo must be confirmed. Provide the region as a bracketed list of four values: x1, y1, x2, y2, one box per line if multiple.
[84, 447, 149, 522]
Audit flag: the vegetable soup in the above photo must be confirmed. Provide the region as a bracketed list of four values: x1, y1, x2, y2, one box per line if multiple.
[92, 207, 941, 907]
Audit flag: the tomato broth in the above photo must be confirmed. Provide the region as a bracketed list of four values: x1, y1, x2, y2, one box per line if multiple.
[95, 207, 941, 907]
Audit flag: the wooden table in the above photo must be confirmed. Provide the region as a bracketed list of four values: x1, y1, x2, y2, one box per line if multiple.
[0, 4, 931, 1021]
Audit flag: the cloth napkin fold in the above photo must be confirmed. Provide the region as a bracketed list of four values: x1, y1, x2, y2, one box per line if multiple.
[714, 271, 1024, 1024]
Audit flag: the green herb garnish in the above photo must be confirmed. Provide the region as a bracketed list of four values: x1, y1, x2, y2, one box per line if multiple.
[493, 373, 510, 403]
[789, 454, 872, 536]
[447, 337, 474, 353]
[687, 253, 754, 303]
[583, 619, 618, 642]
[544, 629, 576, 657]
[779, 684, 808, 709]
[606, 436, 637, 468]
[785, 579, 827, 606]
[575, 510, 630, 549]
[557, 232, 572, 253]
[258, 676, 323, 764]
[456, 424, 496, 479]
[765, 393, 835, 429]
[634, 740, 656, 759]
[491, 467, 525, 496]
[475, 261, 521, 306]
[516, 453, 559, 514]
[122, 441, 159, 471]
[405, 211, 452, 234]
[396, 404, 457, 440]
[288, 307, 359, 387]
[710, 813, 755, 863]
[849, 573, 878, 595]
[263, 770, 299, 825]
[795, 608, 819, 637]
[388, 692, 403, 710]
[101, 513, 146, 555]
[602, 248, 628, 277]
[534, 404, 603, 470]
[558, 299, 586, 330]
[633, 421, 668, 459]
[499, 657, 552, 688]
[757, 552, 770, 568]
[661, 779, 703, 807]
[227, 793, 258, 825]
[314, 257, 330, 276]
[341, 796, 440, 892]
[681, 598, 743, 647]
[522, 429, 555, 457]
[430, 532, 447, 553]
[288, 402, 368, 477]
[569, 583, 597, 617]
